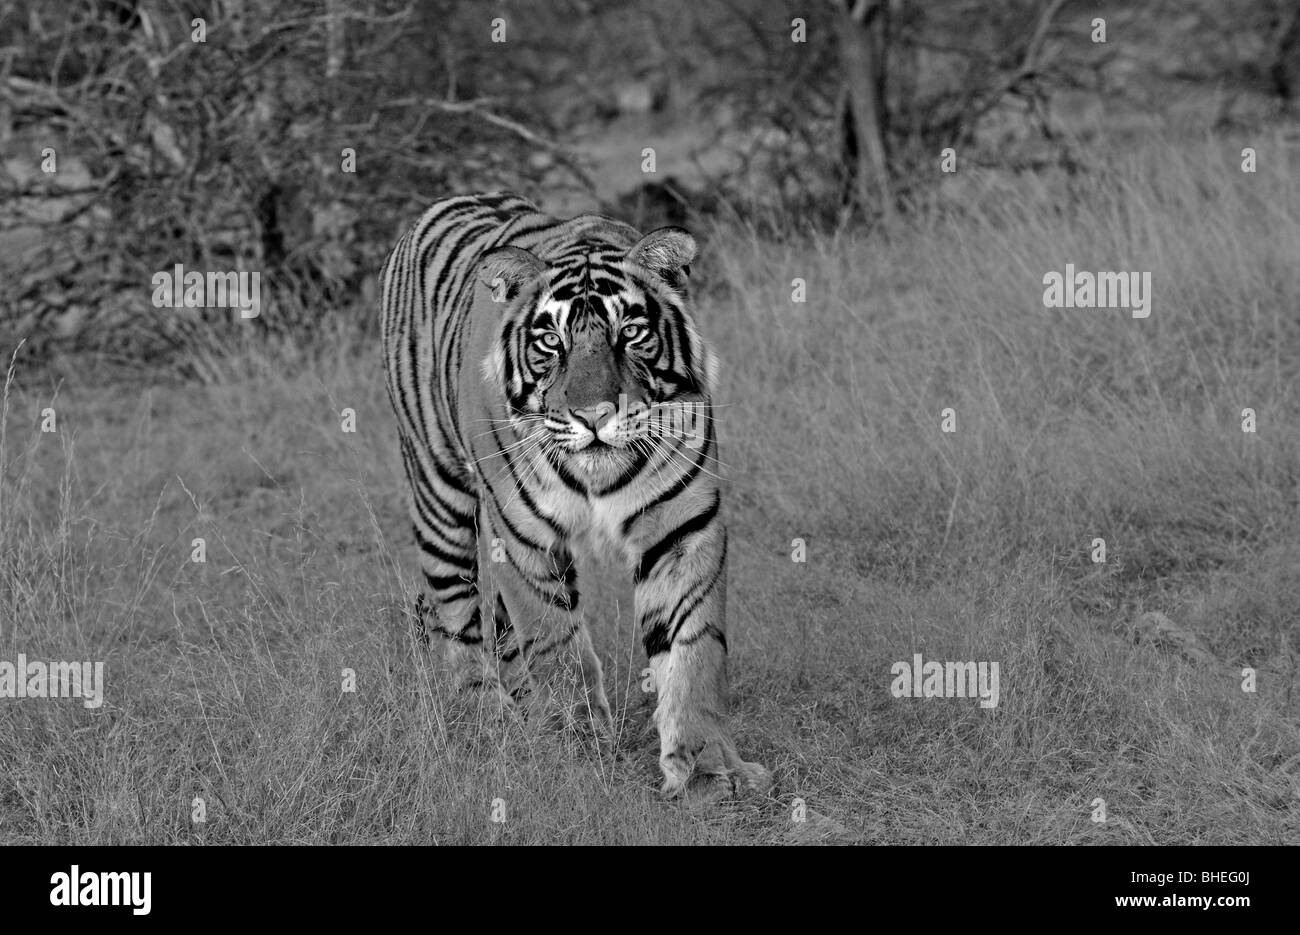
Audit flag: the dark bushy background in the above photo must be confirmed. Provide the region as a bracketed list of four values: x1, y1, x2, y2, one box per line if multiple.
[1, 0, 1295, 370]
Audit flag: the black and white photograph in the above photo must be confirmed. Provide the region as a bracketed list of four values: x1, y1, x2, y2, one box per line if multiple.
[0, 0, 1294, 887]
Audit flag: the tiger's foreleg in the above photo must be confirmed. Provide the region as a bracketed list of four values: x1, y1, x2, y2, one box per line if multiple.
[414, 589, 515, 715]
[403, 438, 514, 712]
[486, 527, 613, 742]
[636, 519, 771, 800]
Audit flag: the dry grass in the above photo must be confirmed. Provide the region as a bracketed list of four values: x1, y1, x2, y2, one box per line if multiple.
[1, 136, 1298, 844]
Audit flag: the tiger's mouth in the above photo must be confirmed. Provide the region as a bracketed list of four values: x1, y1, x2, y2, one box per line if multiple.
[547, 412, 642, 454]
[563, 428, 635, 455]
[556, 421, 644, 475]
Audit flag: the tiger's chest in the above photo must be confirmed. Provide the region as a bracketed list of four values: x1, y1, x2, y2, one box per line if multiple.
[536, 484, 635, 563]
[585, 495, 637, 560]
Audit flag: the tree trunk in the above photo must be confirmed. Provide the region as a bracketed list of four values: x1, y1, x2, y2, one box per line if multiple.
[837, 0, 893, 221]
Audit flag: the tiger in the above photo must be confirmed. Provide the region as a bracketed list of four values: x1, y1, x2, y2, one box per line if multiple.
[379, 191, 770, 799]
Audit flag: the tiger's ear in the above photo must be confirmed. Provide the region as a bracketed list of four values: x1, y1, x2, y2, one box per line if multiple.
[478, 246, 546, 303]
[626, 227, 696, 289]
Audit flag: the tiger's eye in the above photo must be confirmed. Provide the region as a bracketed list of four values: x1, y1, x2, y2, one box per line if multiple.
[621, 323, 644, 341]
[539, 332, 562, 348]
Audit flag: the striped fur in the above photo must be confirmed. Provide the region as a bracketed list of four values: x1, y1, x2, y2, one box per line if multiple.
[380, 192, 769, 798]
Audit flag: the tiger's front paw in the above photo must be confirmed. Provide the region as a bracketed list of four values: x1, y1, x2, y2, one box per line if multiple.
[659, 737, 773, 802]
[455, 677, 521, 722]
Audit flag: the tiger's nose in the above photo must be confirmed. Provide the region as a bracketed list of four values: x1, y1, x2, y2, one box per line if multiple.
[572, 402, 615, 433]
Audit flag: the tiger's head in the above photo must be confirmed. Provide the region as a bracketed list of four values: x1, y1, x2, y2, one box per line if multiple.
[479, 226, 718, 482]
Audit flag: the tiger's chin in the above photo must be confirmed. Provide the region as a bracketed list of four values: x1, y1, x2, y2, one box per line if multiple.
[567, 440, 635, 478]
